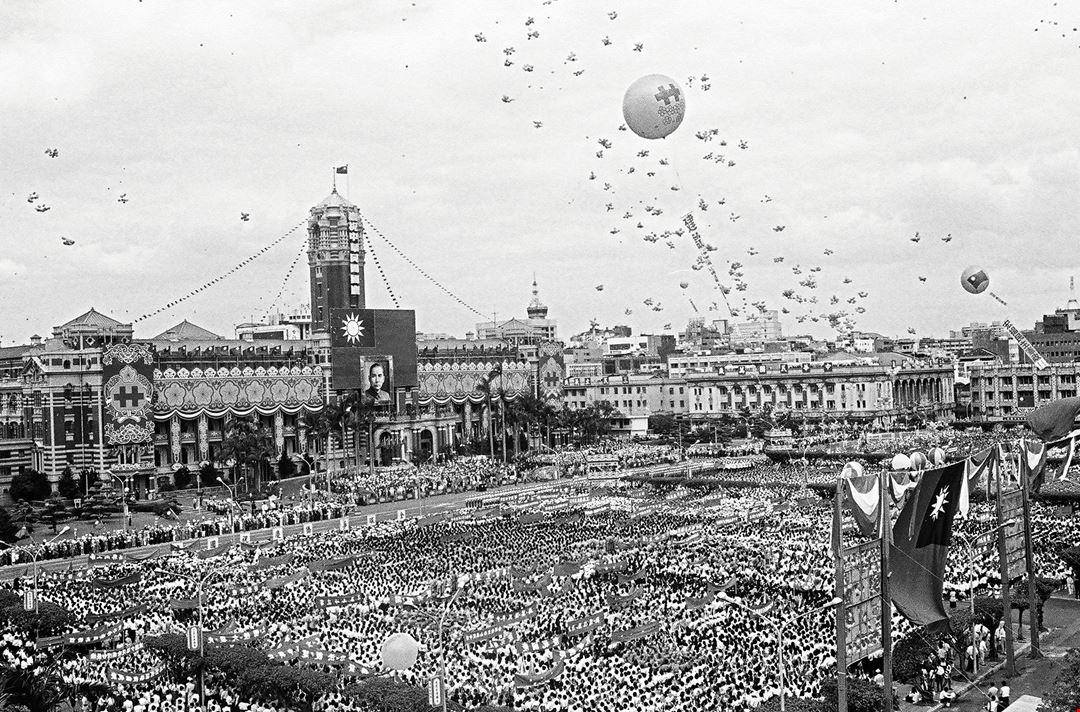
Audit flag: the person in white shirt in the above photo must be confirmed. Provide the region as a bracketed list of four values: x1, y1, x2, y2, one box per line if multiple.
[999, 679, 1011, 707]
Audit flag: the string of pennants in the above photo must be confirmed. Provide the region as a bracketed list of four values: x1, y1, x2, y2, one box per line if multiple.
[363, 232, 401, 308]
[265, 240, 308, 316]
[133, 219, 306, 323]
[360, 213, 487, 318]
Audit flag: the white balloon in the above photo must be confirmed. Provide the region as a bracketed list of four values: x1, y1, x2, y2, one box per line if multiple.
[380, 632, 419, 670]
[890, 453, 911, 471]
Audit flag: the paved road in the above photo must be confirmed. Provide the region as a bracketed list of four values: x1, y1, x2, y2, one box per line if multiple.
[898, 597, 1080, 712]
[0, 475, 609, 578]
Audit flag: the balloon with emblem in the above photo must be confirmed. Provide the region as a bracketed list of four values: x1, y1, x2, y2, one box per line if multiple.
[960, 265, 989, 295]
[890, 453, 911, 471]
[622, 74, 686, 140]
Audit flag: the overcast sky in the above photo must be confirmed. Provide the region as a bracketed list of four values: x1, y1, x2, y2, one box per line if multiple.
[2, 1, 1078, 345]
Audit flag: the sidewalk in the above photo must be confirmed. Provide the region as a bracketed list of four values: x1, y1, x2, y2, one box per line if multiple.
[899, 598, 1080, 712]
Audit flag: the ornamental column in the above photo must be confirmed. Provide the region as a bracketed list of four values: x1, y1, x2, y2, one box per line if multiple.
[197, 414, 209, 462]
[169, 416, 181, 465]
[273, 411, 284, 454]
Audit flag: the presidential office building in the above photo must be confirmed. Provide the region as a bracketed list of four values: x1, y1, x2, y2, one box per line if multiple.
[681, 353, 955, 426]
[1, 184, 564, 500]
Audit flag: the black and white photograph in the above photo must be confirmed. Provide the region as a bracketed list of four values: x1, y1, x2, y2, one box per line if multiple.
[2, 2, 1080, 712]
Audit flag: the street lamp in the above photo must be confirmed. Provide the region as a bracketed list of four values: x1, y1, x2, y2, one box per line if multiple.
[718, 593, 842, 712]
[213, 473, 244, 531]
[152, 564, 228, 709]
[101, 470, 130, 532]
[1, 526, 71, 614]
[954, 518, 1015, 673]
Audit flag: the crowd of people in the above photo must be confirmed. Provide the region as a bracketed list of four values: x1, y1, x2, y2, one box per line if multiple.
[0, 436, 1077, 712]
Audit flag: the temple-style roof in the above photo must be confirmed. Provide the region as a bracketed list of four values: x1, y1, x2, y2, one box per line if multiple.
[58, 308, 126, 331]
[153, 320, 222, 341]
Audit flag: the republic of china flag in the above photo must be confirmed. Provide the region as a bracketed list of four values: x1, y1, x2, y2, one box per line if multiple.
[889, 459, 966, 630]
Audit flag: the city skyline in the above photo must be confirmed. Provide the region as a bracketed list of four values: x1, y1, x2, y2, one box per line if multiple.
[3, 1, 1079, 344]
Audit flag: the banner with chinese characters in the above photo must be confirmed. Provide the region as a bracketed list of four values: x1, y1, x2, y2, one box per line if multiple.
[102, 342, 155, 445]
[842, 538, 881, 663]
[1000, 490, 1026, 581]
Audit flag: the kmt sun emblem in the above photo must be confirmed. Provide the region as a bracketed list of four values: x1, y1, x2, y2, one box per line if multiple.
[340, 313, 366, 345]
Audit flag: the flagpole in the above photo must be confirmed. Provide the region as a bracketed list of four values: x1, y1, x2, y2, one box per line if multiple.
[332, 167, 337, 192]
[833, 477, 848, 712]
[1019, 445, 1041, 659]
[879, 468, 893, 712]
[995, 445, 1017, 677]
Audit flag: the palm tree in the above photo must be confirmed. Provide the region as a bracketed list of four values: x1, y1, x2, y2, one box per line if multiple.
[301, 401, 346, 489]
[343, 391, 379, 471]
[217, 415, 274, 494]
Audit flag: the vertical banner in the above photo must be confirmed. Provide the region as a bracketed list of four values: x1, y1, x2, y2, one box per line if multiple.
[842, 538, 883, 663]
[1000, 490, 1025, 581]
[102, 342, 156, 445]
[536, 341, 565, 403]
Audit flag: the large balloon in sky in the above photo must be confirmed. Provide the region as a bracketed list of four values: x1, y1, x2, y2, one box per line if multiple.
[622, 74, 686, 140]
[961, 265, 990, 294]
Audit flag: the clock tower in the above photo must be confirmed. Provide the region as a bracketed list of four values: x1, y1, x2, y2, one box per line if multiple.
[307, 187, 365, 338]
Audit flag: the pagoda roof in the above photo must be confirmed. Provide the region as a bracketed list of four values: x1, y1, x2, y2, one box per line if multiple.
[152, 320, 222, 341]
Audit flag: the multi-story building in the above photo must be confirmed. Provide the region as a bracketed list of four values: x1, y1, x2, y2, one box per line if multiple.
[562, 372, 688, 438]
[474, 278, 558, 347]
[667, 350, 812, 378]
[1026, 293, 1080, 363]
[682, 355, 955, 426]
[235, 307, 314, 342]
[968, 362, 1080, 421]
[729, 311, 782, 345]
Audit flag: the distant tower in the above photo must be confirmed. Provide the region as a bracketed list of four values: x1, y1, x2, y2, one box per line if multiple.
[526, 274, 548, 319]
[1068, 276, 1078, 311]
[307, 187, 365, 335]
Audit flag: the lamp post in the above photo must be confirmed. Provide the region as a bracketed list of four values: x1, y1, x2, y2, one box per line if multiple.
[436, 588, 463, 712]
[213, 473, 244, 532]
[1, 527, 71, 615]
[954, 518, 1015, 674]
[153, 565, 228, 712]
[102, 470, 129, 532]
[719, 594, 842, 712]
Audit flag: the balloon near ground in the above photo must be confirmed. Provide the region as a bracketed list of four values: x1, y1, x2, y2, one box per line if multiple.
[380, 632, 419, 670]
[908, 451, 928, 470]
[622, 74, 686, 140]
[961, 265, 990, 294]
[891, 453, 911, 471]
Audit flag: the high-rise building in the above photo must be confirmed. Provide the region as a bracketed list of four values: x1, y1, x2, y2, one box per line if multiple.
[307, 188, 365, 338]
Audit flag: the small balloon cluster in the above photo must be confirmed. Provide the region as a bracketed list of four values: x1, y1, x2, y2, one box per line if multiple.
[133, 219, 306, 324]
[360, 214, 486, 319]
[890, 448, 946, 471]
[363, 232, 401, 308]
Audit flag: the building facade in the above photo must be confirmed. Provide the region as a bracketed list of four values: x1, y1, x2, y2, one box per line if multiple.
[968, 362, 1080, 420]
[682, 358, 954, 425]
